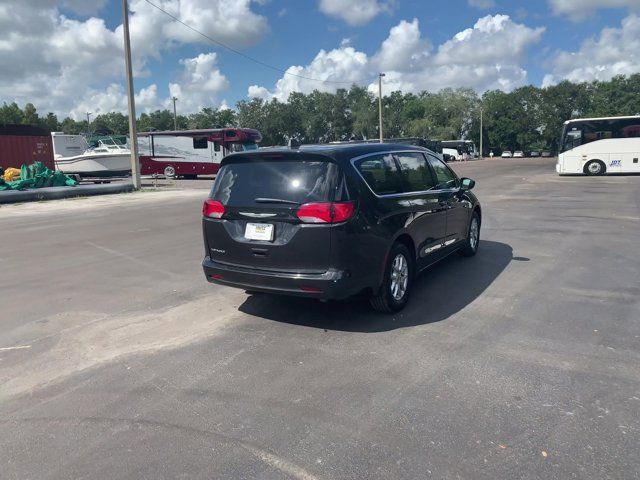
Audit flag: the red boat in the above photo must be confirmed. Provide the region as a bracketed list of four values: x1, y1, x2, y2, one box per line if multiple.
[138, 128, 262, 178]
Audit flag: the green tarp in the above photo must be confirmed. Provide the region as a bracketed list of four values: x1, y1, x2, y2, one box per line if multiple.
[0, 162, 78, 191]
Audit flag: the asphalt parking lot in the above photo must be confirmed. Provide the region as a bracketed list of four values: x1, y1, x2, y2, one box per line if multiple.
[1, 157, 639, 479]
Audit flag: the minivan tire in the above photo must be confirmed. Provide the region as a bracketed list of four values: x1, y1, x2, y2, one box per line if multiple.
[370, 242, 413, 313]
[459, 211, 481, 257]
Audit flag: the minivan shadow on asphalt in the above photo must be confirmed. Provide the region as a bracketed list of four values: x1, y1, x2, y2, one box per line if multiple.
[238, 240, 513, 332]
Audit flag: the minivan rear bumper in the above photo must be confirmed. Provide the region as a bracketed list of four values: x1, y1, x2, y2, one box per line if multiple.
[202, 257, 362, 300]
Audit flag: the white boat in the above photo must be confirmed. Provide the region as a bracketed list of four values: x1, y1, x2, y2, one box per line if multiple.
[52, 132, 132, 177]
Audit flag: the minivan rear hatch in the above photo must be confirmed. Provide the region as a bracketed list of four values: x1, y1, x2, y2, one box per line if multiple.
[203, 152, 348, 273]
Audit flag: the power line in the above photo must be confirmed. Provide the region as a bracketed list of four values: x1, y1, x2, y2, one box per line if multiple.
[142, 0, 376, 86]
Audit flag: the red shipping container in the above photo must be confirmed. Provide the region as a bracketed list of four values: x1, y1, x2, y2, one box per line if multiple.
[0, 124, 55, 170]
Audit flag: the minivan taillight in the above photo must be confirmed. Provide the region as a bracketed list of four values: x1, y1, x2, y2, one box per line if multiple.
[203, 199, 225, 218]
[296, 201, 355, 224]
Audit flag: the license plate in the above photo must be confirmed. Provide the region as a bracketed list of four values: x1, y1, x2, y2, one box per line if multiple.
[245, 223, 274, 241]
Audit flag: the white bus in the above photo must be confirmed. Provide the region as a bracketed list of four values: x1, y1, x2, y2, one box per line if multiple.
[556, 115, 640, 175]
[441, 140, 478, 161]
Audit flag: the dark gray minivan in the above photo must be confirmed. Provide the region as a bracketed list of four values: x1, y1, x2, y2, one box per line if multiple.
[202, 143, 481, 312]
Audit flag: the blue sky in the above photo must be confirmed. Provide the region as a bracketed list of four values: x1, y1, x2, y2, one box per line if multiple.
[1, 0, 639, 118]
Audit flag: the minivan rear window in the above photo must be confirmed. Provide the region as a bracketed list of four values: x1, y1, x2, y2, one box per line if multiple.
[211, 160, 339, 206]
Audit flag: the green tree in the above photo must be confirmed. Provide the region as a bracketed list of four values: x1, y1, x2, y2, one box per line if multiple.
[59, 117, 84, 134]
[347, 85, 377, 140]
[382, 91, 408, 138]
[23, 103, 39, 125]
[188, 107, 237, 129]
[44, 112, 59, 132]
[588, 74, 640, 117]
[482, 90, 520, 153]
[0, 102, 25, 124]
[236, 98, 266, 129]
[93, 112, 129, 134]
[137, 110, 175, 132]
[540, 81, 591, 151]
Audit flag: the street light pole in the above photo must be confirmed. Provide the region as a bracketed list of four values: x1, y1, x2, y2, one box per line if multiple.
[121, 0, 141, 190]
[172, 96, 178, 130]
[86, 112, 91, 135]
[378, 73, 385, 143]
[479, 107, 483, 159]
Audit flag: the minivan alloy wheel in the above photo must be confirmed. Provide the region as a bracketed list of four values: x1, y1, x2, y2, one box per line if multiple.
[469, 217, 479, 251]
[459, 211, 481, 257]
[390, 253, 409, 300]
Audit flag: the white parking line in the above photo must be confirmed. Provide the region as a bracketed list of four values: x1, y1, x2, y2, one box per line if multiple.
[0, 345, 31, 352]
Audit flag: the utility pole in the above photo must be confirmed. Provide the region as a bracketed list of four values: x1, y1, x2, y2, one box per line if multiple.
[479, 107, 483, 159]
[378, 73, 385, 143]
[172, 96, 178, 130]
[121, 0, 140, 190]
[86, 112, 91, 135]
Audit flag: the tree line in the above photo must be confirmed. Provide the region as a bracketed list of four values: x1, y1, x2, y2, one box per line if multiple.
[2, 74, 639, 154]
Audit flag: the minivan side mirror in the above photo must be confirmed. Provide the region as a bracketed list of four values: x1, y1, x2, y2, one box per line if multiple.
[460, 177, 475, 190]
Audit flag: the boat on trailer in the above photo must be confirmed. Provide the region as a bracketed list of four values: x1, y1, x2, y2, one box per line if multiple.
[52, 132, 131, 178]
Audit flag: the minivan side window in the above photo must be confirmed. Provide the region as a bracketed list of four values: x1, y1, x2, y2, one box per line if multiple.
[395, 152, 436, 192]
[355, 154, 403, 195]
[426, 154, 458, 189]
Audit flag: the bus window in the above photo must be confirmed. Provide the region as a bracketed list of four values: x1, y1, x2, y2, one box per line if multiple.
[213, 142, 221, 152]
[193, 137, 208, 149]
[622, 125, 640, 137]
[563, 129, 582, 150]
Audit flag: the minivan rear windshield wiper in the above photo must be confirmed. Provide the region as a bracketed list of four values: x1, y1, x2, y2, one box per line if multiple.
[254, 197, 301, 205]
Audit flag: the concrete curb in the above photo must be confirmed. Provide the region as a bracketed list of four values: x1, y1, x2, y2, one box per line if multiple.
[0, 183, 135, 204]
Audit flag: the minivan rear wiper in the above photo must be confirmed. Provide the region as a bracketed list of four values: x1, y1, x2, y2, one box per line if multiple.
[254, 197, 301, 205]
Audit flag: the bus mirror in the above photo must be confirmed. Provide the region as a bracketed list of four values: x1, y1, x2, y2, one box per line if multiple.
[461, 178, 475, 190]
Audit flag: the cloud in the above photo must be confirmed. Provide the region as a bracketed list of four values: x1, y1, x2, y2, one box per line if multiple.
[248, 47, 370, 101]
[373, 19, 430, 71]
[0, 0, 267, 117]
[159, 0, 269, 49]
[247, 85, 272, 100]
[168, 53, 229, 112]
[68, 52, 228, 118]
[318, 0, 393, 26]
[468, 0, 496, 9]
[69, 83, 160, 119]
[251, 15, 545, 100]
[124, 0, 269, 75]
[543, 14, 640, 87]
[434, 15, 544, 66]
[26, 0, 109, 15]
[0, 2, 124, 117]
[548, 0, 640, 21]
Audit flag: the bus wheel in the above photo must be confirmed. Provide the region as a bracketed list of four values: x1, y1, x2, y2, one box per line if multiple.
[584, 160, 605, 176]
[164, 165, 176, 178]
